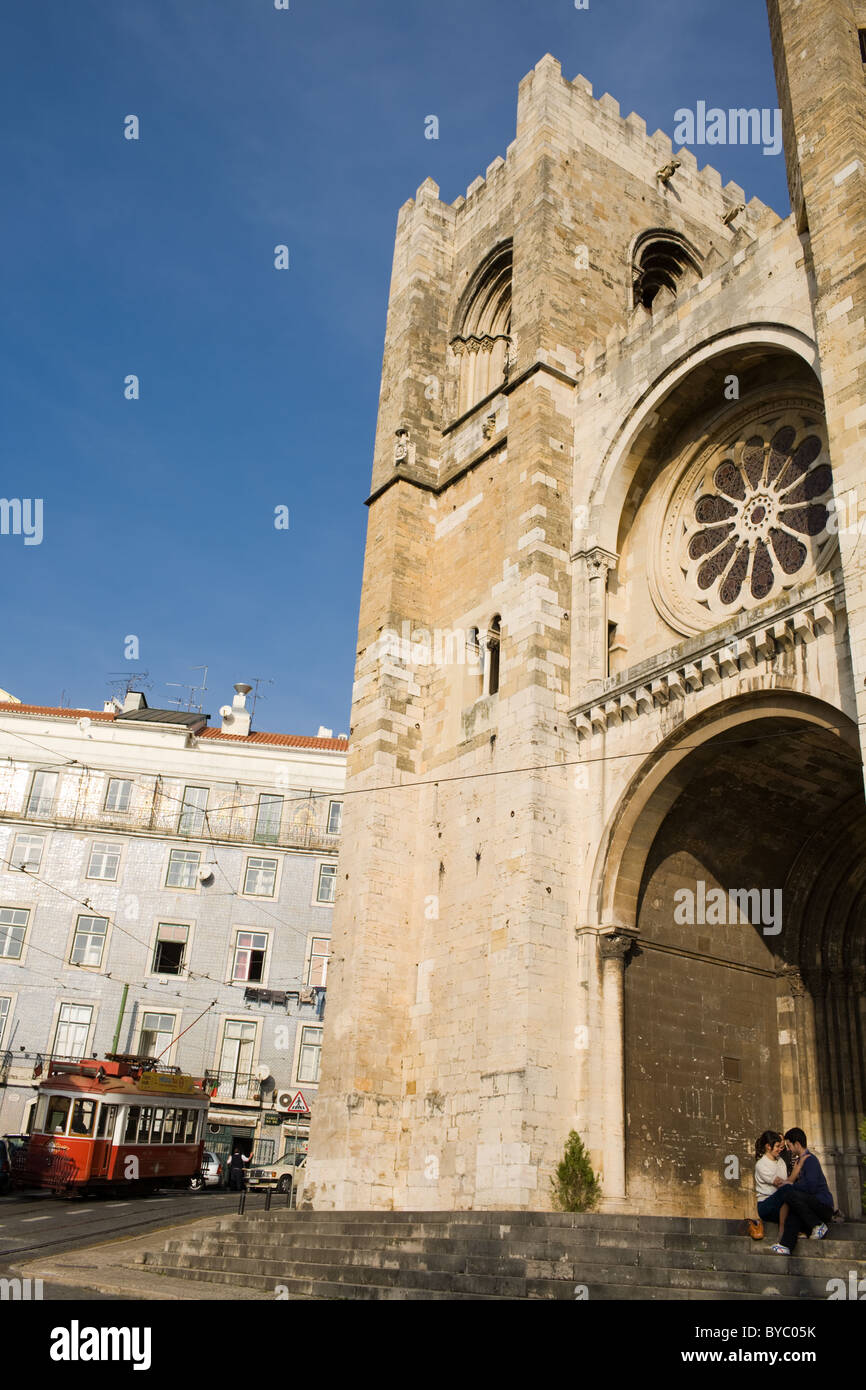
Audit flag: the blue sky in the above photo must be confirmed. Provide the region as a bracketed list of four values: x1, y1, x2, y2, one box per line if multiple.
[1, 0, 787, 735]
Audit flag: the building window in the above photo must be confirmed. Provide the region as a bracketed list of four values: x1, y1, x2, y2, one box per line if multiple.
[86, 840, 121, 881]
[70, 914, 109, 967]
[166, 848, 200, 889]
[178, 786, 208, 835]
[327, 801, 343, 835]
[11, 834, 45, 871]
[232, 931, 268, 982]
[139, 1012, 176, 1059]
[104, 778, 132, 813]
[254, 794, 283, 844]
[53, 1003, 93, 1058]
[0, 907, 29, 960]
[243, 856, 277, 897]
[316, 863, 337, 903]
[297, 1026, 322, 1084]
[219, 1019, 256, 1075]
[632, 230, 702, 311]
[487, 615, 501, 696]
[450, 241, 513, 417]
[307, 937, 330, 988]
[151, 923, 188, 976]
[0, 996, 10, 1048]
[27, 771, 58, 817]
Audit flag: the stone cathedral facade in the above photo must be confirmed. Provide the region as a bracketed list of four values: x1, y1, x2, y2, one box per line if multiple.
[305, 0, 866, 1218]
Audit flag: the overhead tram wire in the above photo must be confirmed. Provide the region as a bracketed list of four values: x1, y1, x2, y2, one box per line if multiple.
[0, 709, 861, 827]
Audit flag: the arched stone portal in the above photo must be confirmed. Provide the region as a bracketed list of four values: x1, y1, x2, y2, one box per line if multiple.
[615, 711, 866, 1218]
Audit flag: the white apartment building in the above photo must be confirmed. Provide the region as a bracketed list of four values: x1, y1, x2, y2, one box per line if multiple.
[0, 683, 347, 1172]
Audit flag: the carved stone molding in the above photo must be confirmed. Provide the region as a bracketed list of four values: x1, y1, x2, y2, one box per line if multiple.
[571, 579, 841, 739]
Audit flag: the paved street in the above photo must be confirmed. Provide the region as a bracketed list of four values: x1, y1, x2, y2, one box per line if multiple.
[0, 1187, 241, 1264]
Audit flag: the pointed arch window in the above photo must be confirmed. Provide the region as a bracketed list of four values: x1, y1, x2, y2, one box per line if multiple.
[632, 231, 702, 311]
[450, 242, 512, 416]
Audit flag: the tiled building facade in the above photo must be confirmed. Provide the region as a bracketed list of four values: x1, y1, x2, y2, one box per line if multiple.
[0, 687, 346, 1171]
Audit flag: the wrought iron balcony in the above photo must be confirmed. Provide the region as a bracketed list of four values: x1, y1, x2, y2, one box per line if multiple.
[0, 791, 342, 855]
[203, 1069, 261, 1103]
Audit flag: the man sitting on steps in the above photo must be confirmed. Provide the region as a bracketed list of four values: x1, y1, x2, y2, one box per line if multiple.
[770, 1128, 834, 1256]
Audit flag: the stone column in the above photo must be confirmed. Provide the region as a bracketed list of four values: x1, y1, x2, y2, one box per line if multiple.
[580, 547, 618, 688]
[599, 928, 636, 1206]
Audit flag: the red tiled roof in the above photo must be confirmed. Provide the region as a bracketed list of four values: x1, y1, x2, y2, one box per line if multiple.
[0, 702, 348, 751]
[198, 729, 348, 751]
[0, 703, 116, 721]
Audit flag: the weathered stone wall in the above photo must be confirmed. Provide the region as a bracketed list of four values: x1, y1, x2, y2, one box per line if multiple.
[305, 28, 865, 1215]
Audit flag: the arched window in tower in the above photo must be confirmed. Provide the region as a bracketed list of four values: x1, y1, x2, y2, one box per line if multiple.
[450, 243, 512, 418]
[632, 231, 702, 312]
[487, 616, 501, 696]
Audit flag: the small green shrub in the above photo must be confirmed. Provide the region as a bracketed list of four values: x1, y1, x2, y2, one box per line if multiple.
[551, 1130, 601, 1212]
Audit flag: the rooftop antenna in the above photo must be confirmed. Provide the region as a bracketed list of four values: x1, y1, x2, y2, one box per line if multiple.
[249, 676, 274, 721]
[107, 671, 152, 701]
[166, 665, 208, 713]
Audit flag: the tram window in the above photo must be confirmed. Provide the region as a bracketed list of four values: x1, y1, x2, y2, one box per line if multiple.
[137, 1107, 153, 1143]
[70, 1099, 97, 1136]
[46, 1096, 71, 1134]
[173, 1109, 186, 1142]
[151, 1108, 164, 1143]
[184, 1110, 197, 1143]
[161, 1109, 174, 1143]
[124, 1107, 140, 1143]
[34, 1095, 49, 1133]
[97, 1105, 118, 1140]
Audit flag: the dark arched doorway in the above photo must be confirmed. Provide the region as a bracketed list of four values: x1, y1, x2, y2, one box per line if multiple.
[623, 713, 866, 1218]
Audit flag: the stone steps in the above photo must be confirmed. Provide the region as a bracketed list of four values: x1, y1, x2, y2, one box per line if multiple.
[177, 1224, 866, 1264]
[139, 1211, 866, 1301]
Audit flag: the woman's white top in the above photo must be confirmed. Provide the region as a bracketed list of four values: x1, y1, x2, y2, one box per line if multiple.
[755, 1155, 788, 1198]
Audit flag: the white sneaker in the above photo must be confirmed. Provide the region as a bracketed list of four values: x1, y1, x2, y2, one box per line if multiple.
[770, 1244, 791, 1255]
[809, 1223, 829, 1239]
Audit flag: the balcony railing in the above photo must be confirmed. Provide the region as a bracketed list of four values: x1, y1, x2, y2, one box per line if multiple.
[0, 795, 341, 855]
[203, 1070, 261, 1103]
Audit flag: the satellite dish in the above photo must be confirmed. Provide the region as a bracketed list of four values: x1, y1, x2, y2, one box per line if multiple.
[197, 865, 214, 883]
[256, 1064, 271, 1082]
[219, 706, 233, 719]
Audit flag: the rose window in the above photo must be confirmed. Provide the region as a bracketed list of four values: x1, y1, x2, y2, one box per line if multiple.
[682, 425, 833, 609]
[649, 402, 838, 637]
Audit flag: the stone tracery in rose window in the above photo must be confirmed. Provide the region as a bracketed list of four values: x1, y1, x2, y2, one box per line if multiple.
[678, 418, 835, 619]
[648, 403, 838, 637]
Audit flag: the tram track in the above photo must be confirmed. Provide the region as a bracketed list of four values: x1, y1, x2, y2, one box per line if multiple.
[0, 1190, 240, 1262]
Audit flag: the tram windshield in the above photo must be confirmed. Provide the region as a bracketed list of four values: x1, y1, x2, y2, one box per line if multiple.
[45, 1095, 71, 1134]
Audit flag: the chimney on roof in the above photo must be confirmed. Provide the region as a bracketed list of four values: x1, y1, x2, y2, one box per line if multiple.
[103, 699, 121, 714]
[122, 691, 148, 713]
[317, 726, 333, 739]
[221, 682, 252, 737]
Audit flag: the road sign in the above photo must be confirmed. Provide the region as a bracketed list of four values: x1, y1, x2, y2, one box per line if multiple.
[286, 1091, 309, 1114]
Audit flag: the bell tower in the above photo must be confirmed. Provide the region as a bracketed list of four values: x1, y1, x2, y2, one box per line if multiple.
[303, 53, 773, 1212]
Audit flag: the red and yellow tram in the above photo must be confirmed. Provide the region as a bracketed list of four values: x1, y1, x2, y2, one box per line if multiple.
[25, 1057, 210, 1196]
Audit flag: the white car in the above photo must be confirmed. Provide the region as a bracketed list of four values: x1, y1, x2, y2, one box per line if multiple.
[190, 1150, 223, 1190]
[248, 1150, 306, 1194]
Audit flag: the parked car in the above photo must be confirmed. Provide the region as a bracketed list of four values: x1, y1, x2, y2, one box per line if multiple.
[248, 1150, 306, 1194]
[189, 1150, 223, 1190]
